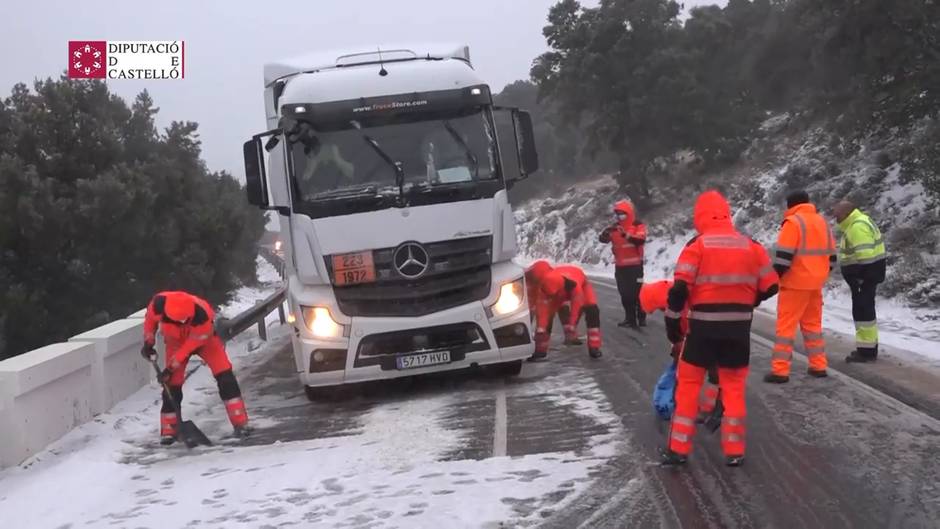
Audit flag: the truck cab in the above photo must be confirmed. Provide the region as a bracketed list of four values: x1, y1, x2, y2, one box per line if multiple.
[243, 44, 538, 398]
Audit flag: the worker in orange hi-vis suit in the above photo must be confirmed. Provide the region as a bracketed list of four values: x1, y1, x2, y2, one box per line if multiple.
[765, 190, 837, 384]
[525, 260, 572, 331]
[141, 291, 250, 445]
[660, 190, 779, 467]
[531, 265, 603, 361]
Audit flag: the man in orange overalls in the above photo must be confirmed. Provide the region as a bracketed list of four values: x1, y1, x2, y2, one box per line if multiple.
[765, 190, 837, 383]
[531, 265, 603, 361]
[661, 191, 779, 467]
[141, 291, 250, 445]
[525, 260, 573, 335]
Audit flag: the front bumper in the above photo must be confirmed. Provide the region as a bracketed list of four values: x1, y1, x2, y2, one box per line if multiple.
[292, 297, 532, 387]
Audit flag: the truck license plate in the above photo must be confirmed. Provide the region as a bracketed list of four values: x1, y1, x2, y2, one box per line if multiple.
[332, 251, 376, 286]
[396, 351, 451, 370]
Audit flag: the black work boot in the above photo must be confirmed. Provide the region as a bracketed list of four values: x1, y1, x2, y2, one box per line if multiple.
[527, 352, 548, 363]
[617, 319, 633, 328]
[588, 348, 603, 359]
[807, 368, 828, 378]
[660, 449, 688, 466]
[160, 436, 176, 446]
[233, 424, 252, 438]
[846, 350, 877, 363]
[725, 455, 745, 467]
[763, 373, 789, 384]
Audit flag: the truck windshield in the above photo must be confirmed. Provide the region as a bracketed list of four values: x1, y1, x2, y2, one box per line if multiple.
[286, 107, 502, 217]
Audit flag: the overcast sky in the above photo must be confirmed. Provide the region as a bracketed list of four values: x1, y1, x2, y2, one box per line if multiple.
[3, 0, 725, 180]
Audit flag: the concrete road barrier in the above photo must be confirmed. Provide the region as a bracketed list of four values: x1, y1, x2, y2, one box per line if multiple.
[0, 341, 97, 468]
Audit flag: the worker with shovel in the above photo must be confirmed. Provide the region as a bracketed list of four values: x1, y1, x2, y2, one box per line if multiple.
[140, 290, 251, 446]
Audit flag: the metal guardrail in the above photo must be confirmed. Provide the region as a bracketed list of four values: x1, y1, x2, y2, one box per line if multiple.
[216, 246, 288, 343]
[259, 245, 287, 279]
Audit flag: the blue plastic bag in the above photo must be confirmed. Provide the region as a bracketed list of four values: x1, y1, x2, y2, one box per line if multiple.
[653, 362, 677, 420]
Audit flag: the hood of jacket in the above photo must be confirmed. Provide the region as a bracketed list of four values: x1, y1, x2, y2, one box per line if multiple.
[693, 190, 733, 234]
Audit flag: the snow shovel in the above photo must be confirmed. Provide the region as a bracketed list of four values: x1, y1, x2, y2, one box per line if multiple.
[703, 389, 724, 434]
[149, 358, 212, 449]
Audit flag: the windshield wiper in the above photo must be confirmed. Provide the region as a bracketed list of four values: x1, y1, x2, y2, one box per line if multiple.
[442, 120, 479, 178]
[406, 180, 481, 199]
[310, 184, 379, 200]
[350, 121, 405, 204]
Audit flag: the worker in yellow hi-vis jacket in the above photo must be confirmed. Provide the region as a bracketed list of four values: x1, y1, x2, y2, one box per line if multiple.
[834, 200, 887, 363]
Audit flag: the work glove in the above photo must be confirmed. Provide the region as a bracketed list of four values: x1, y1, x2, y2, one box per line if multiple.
[665, 316, 683, 345]
[214, 317, 231, 341]
[140, 342, 157, 360]
[670, 341, 683, 359]
[157, 367, 174, 384]
[564, 334, 583, 346]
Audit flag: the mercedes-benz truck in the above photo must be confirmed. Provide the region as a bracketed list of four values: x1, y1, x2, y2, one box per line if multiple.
[242, 44, 538, 399]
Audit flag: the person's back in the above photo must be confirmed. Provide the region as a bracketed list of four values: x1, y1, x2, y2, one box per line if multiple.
[552, 264, 587, 290]
[775, 202, 835, 290]
[679, 207, 772, 324]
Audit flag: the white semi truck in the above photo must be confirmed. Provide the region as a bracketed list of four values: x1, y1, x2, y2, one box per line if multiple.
[243, 44, 539, 399]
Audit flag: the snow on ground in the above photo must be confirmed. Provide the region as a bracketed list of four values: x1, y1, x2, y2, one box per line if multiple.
[516, 181, 940, 363]
[219, 255, 283, 318]
[0, 255, 624, 529]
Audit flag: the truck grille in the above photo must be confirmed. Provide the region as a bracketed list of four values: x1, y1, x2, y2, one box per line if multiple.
[326, 236, 493, 317]
[354, 322, 491, 368]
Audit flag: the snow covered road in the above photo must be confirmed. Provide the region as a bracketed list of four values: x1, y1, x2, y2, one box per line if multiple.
[3, 258, 940, 528]
[0, 310, 622, 528]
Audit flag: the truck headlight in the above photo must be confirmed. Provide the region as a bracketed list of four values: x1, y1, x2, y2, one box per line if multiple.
[300, 306, 343, 338]
[492, 278, 524, 316]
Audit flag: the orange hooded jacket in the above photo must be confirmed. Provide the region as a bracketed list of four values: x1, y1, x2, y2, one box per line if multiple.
[599, 200, 647, 266]
[669, 191, 778, 319]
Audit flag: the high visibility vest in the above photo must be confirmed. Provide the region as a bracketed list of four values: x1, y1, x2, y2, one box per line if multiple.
[838, 209, 886, 267]
[608, 223, 646, 266]
[673, 230, 778, 322]
[773, 204, 836, 290]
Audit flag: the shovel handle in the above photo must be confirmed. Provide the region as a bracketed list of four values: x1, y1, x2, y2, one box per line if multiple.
[149, 357, 183, 422]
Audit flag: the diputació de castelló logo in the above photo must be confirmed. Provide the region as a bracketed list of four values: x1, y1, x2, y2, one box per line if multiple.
[68, 41, 184, 80]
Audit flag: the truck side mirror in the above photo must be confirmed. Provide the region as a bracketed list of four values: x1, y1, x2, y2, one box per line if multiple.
[494, 106, 540, 185]
[514, 110, 539, 176]
[243, 137, 269, 208]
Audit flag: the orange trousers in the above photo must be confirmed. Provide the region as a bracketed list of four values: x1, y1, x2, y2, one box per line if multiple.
[772, 288, 827, 376]
[669, 360, 747, 457]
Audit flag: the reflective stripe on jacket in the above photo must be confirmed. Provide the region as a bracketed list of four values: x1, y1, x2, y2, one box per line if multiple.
[773, 203, 835, 290]
[838, 209, 886, 267]
[675, 232, 778, 321]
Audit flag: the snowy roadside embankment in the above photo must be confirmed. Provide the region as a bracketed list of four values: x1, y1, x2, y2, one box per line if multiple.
[515, 119, 940, 362]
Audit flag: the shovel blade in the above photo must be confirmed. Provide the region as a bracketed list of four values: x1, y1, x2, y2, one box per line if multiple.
[179, 420, 212, 448]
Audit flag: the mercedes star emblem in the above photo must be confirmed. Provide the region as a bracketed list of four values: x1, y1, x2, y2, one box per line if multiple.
[393, 242, 430, 279]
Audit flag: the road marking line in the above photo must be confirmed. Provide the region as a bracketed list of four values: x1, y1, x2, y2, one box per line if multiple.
[493, 388, 508, 457]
